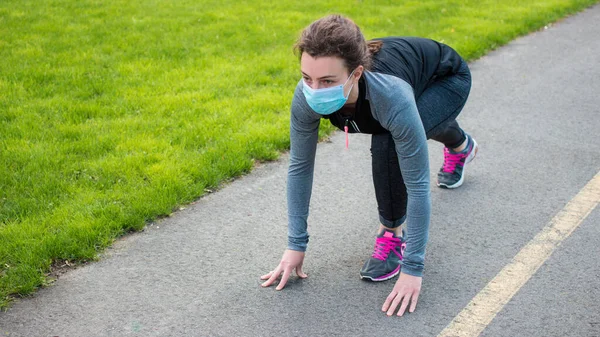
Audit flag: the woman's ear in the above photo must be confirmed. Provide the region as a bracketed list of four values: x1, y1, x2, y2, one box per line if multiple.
[354, 65, 364, 82]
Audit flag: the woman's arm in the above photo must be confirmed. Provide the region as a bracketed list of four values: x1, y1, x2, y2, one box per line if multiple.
[368, 72, 431, 316]
[287, 82, 321, 252]
[369, 74, 431, 277]
[261, 82, 320, 290]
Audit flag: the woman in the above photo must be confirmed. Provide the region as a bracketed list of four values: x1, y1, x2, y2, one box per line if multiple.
[261, 14, 478, 317]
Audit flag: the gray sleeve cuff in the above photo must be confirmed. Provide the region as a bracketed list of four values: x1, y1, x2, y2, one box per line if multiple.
[400, 262, 423, 277]
[287, 235, 309, 252]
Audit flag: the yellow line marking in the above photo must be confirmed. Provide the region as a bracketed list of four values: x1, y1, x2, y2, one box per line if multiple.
[438, 171, 600, 337]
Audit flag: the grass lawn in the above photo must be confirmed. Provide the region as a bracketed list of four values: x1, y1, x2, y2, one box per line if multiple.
[0, 0, 597, 309]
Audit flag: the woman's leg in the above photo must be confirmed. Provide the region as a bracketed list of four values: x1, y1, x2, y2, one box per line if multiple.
[417, 60, 472, 139]
[429, 120, 466, 150]
[417, 60, 478, 188]
[360, 132, 407, 281]
[370, 132, 407, 232]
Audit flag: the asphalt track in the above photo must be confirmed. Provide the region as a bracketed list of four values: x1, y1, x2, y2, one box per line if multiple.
[1, 4, 600, 337]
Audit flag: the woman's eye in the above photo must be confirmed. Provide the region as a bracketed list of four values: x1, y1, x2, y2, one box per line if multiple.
[323, 80, 333, 84]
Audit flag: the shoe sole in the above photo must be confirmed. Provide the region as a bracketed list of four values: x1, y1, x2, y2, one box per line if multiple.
[437, 138, 478, 189]
[360, 265, 401, 282]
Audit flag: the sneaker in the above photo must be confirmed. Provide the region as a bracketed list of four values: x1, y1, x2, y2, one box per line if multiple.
[360, 229, 406, 281]
[437, 133, 478, 189]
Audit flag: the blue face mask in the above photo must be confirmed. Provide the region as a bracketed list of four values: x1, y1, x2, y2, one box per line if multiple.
[302, 70, 356, 115]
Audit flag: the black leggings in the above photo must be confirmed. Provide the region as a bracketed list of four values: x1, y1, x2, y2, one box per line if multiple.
[371, 61, 471, 227]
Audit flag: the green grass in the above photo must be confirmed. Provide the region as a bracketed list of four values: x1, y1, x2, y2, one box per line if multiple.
[0, 0, 597, 309]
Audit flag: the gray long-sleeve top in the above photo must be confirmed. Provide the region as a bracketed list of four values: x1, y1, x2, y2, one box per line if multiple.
[286, 71, 431, 277]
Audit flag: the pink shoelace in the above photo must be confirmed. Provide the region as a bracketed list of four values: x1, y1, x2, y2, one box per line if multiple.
[442, 147, 467, 173]
[372, 234, 402, 261]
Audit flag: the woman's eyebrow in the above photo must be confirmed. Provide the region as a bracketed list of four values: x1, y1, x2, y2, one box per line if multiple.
[301, 71, 337, 80]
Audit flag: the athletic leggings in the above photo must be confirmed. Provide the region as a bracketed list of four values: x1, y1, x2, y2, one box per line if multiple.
[371, 60, 472, 227]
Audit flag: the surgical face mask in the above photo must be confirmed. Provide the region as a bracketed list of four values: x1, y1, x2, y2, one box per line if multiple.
[302, 70, 356, 115]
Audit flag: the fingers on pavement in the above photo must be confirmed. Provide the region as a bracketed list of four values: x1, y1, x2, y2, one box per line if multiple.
[296, 266, 308, 279]
[397, 294, 411, 316]
[260, 271, 274, 280]
[261, 267, 282, 287]
[382, 291, 396, 312]
[387, 295, 403, 316]
[276, 268, 292, 290]
[409, 292, 419, 313]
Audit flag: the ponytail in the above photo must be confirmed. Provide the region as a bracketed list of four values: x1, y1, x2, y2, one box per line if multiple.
[367, 40, 383, 55]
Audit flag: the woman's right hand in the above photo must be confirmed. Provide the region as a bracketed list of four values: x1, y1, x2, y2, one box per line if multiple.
[260, 249, 307, 290]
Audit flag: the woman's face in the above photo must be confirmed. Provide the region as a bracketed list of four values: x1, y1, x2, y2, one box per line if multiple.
[300, 53, 360, 90]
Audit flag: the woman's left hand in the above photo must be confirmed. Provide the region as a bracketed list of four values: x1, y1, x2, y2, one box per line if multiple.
[382, 272, 422, 316]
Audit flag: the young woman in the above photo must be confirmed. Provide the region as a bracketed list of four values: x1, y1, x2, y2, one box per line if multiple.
[261, 14, 478, 317]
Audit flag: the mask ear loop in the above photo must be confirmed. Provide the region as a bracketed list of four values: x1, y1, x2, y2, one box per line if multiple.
[343, 69, 357, 97]
[343, 68, 358, 150]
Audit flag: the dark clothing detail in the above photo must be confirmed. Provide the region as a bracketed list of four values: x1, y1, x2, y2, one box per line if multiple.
[324, 38, 471, 143]
[323, 78, 388, 135]
[371, 58, 471, 228]
[429, 120, 465, 149]
[414, 60, 472, 140]
[371, 132, 408, 227]
[371, 37, 464, 98]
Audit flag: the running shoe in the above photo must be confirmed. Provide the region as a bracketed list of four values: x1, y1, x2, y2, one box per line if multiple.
[437, 133, 478, 189]
[360, 229, 406, 281]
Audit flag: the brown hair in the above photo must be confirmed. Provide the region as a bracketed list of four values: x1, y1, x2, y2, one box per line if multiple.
[367, 40, 383, 55]
[295, 15, 380, 71]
